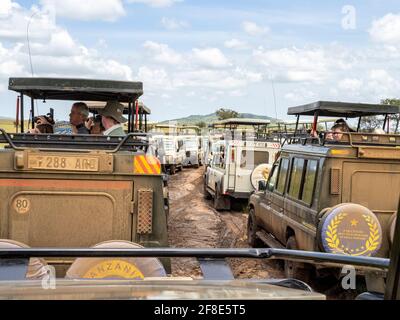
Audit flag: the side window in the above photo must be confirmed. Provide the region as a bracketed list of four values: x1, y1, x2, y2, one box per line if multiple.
[267, 163, 279, 191]
[301, 160, 318, 205]
[288, 158, 305, 199]
[276, 158, 289, 194]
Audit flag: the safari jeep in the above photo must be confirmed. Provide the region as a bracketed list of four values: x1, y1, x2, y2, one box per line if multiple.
[1, 223, 400, 299]
[0, 77, 170, 275]
[181, 134, 202, 168]
[204, 118, 281, 210]
[248, 101, 400, 292]
[149, 133, 184, 175]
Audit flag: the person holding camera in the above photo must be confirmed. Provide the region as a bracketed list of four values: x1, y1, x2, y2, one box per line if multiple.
[28, 115, 55, 134]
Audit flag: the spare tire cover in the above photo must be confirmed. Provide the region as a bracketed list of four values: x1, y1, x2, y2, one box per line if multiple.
[0, 239, 49, 280]
[66, 240, 167, 280]
[250, 164, 271, 190]
[319, 203, 382, 256]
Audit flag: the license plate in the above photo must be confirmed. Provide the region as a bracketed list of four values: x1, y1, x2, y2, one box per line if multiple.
[28, 155, 99, 172]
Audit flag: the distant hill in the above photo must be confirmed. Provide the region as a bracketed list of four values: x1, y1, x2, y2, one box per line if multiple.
[161, 112, 279, 125]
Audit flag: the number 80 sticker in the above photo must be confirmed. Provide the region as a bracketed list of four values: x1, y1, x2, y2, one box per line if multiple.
[13, 197, 31, 214]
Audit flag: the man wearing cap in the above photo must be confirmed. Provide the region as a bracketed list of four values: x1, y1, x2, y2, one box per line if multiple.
[69, 102, 90, 134]
[98, 100, 127, 136]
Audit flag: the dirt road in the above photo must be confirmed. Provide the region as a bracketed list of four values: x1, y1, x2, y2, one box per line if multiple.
[168, 166, 284, 280]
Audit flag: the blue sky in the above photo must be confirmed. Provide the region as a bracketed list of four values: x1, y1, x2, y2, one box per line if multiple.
[0, 0, 400, 122]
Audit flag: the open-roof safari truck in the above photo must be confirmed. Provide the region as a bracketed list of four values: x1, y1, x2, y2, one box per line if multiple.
[204, 118, 281, 210]
[0, 77, 170, 276]
[248, 101, 400, 293]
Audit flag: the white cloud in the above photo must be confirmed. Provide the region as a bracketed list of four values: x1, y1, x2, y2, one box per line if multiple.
[127, 0, 182, 8]
[224, 38, 248, 50]
[285, 88, 316, 102]
[40, 0, 125, 22]
[192, 48, 230, 68]
[0, 2, 133, 83]
[369, 13, 400, 44]
[338, 78, 363, 92]
[30, 29, 77, 56]
[0, 4, 55, 40]
[366, 69, 400, 98]
[143, 41, 183, 65]
[253, 46, 352, 82]
[0, 43, 25, 76]
[161, 17, 189, 30]
[138, 66, 173, 90]
[242, 21, 269, 36]
[0, 0, 19, 17]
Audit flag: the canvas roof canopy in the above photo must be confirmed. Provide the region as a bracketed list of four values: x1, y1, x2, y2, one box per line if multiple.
[287, 101, 400, 118]
[213, 118, 271, 127]
[8, 77, 143, 103]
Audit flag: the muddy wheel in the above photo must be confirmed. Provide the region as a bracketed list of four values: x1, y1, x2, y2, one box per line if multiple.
[247, 208, 263, 247]
[284, 236, 311, 283]
[203, 180, 212, 200]
[170, 165, 176, 175]
[194, 163, 200, 169]
[213, 186, 230, 211]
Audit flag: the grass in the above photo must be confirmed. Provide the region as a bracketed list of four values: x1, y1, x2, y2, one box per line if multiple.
[0, 119, 29, 133]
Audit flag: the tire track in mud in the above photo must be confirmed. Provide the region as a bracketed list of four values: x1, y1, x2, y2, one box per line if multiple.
[168, 167, 284, 280]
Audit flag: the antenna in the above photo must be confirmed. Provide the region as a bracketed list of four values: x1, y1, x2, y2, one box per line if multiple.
[26, 11, 39, 117]
[271, 79, 278, 121]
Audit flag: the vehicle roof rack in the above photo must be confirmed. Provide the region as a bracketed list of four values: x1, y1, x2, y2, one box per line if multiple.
[8, 77, 143, 102]
[0, 130, 148, 153]
[288, 101, 400, 117]
[213, 118, 272, 127]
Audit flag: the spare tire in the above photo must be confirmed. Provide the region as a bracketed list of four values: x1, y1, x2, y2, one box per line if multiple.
[66, 240, 167, 280]
[0, 239, 49, 280]
[250, 164, 271, 190]
[318, 203, 382, 257]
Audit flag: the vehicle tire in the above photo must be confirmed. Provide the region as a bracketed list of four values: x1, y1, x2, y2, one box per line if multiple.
[247, 208, 263, 247]
[284, 236, 311, 283]
[194, 163, 200, 169]
[214, 186, 230, 211]
[170, 165, 176, 175]
[203, 179, 212, 200]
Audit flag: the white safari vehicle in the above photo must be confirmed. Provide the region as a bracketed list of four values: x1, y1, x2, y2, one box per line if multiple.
[181, 135, 203, 168]
[204, 118, 281, 210]
[150, 125, 185, 174]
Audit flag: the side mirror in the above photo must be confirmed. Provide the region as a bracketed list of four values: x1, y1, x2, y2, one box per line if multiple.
[258, 180, 268, 192]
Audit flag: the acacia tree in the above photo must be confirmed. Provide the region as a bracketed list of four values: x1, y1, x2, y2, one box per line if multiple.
[216, 108, 239, 120]
[360, 98, 400, 132]
[381, 98, 400, 133]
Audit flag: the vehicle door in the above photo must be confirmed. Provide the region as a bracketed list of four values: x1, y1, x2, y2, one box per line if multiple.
[259, 157, 290, 242]
[284, 156, 319, 246]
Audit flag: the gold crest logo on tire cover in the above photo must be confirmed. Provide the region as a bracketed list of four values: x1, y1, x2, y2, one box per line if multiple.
[322, 212, 382, 256]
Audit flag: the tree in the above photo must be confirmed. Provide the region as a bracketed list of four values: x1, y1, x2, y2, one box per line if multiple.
[195, 121, 207, 129]
[216, 108, 239, 120]
[360, 98, 400, 132]
[381, 98, 400, 133]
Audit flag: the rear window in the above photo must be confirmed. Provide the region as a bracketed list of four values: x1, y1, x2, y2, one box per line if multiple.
[240, 150, 269, 169]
